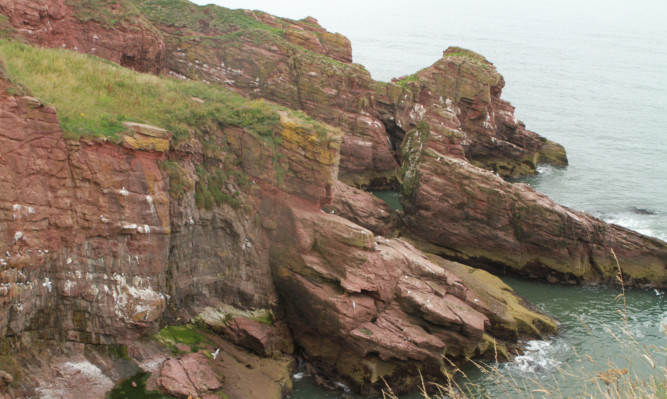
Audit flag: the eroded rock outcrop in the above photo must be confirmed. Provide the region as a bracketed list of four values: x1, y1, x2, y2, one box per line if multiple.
[1, 0, 565, 188]
[261, 195, 555, 393]
[0, 1, 665, 398]
[400, 127, 667, 285]
[379, 47, 567, 178]
[0, 54, 336, 396]
[330, 181, 400, 237]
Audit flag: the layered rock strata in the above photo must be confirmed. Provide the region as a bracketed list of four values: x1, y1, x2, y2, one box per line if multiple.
[400, 126, 667, 285]
[0, 0, 567, 187]
[0, 0, 665, 397]
[0, 57, 557, 395]
[260, 193, 556, 393]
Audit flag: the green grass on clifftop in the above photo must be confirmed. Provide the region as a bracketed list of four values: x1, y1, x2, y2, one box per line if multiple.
[66, 0, 148, 29]
[0, 40, 286, 142]
[131, 0, 283, 35]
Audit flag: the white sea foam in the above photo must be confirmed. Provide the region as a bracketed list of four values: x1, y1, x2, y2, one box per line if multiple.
[660, 312, 667, 333]
[292, 372, 305, 380]
[602, 212, 667, 241]
[506, 340, 562, 375]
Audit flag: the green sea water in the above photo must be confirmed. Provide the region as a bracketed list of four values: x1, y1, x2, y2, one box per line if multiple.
[371, 191, 403, 212]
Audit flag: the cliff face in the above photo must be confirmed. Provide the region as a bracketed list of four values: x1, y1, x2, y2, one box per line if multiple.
[0, 0, 665, 397]
[0, 0, 165, 72]
[0, 0, 565, 186]
[0, 87, 168, 349]
[0, 63, 554, 395]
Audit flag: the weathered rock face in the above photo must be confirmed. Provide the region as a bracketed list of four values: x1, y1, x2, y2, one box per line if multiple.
[330, 181, 400, 237]
[0, 0, 166, 73]
[0, 58, 339, 395]
[378, 47, 567, 178]
[400, 127, 667, 286]
[0, 53, 343, 342]
[261, 195, 556, 393]
[0, 85, 171, 350]
[1, 0, 567, 191]
[0, 1, 665, 398]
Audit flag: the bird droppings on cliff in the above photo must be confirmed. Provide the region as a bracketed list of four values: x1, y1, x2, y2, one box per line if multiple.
[43, 278, 52, 292]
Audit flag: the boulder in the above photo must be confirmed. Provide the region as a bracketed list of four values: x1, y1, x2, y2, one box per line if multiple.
[330, 181, 400, 237]
[0, 370, 12, 386]
[157, 353, 221, 398]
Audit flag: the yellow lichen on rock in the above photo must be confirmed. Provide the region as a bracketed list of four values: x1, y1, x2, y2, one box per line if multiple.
[278, 112, 342, 166]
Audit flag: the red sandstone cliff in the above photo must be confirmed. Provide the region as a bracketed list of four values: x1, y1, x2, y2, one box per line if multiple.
[0, 0, 665, 397]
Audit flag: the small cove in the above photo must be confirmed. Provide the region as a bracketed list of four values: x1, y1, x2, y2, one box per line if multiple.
[287, 278, 667, 398]
[370, 191, 403, 212]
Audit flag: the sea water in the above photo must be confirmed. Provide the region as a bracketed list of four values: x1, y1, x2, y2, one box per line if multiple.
[194, 0, 667, 396]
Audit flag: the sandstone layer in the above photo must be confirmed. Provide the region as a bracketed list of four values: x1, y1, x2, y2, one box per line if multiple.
[1, 0, 567, 186]
[400, 126, 667, 285]
[0, 0, 665, 398]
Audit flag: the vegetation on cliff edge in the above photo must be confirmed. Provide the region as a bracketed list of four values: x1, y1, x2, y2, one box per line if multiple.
[0, 40, 285, 143]
[130, 0, 284, 35]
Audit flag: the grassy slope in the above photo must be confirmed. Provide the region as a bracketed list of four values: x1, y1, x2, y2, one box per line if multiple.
[130, 0, 284, 35]
[0, 0, 349, 144]
[0, 40, 285, 143]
